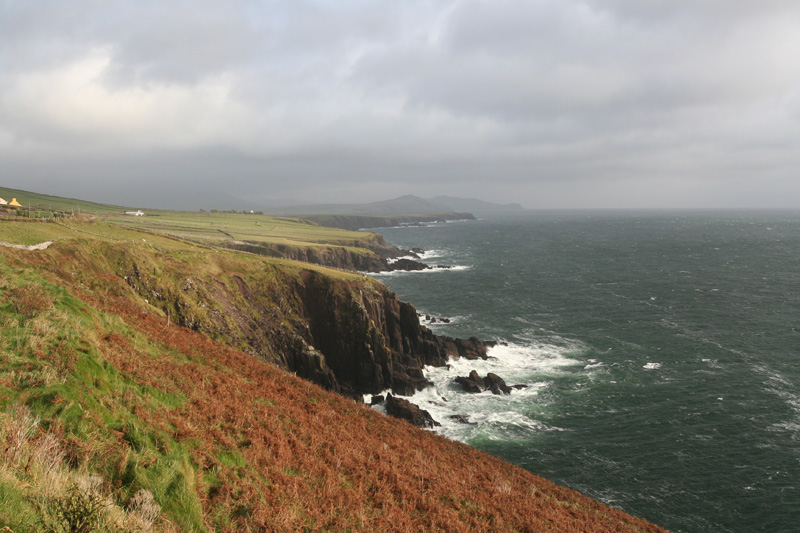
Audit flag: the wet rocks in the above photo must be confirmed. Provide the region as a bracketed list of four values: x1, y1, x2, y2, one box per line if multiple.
[454, 370, 512, 395]
[419, 313, 451, 325]
[484, 372, 512, 395]
[388, 258, 429, 271]
[455, 370, 485, 393]
[370, 395, 385, 405]
[384, 394, 440, 428]
[449, 414, 476, 425]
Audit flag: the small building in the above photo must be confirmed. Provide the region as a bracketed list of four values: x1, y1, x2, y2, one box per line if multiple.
[0, 197, 7, 205]
[124, 210, 145, 216]
[8, 198, 22, 207]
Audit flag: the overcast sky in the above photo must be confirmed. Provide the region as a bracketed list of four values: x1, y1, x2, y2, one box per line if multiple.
[2, 1, 800, 210]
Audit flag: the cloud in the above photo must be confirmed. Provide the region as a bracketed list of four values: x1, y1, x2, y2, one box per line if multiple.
[1, 0, 800, 208]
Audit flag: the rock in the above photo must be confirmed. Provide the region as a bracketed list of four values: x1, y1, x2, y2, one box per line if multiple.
[455, 370, 513, 395]
[370, 395, 385, 405]
[438, 336, 488, 361]
[483, 372, 512, 395]
[385, 394, 440, 428]
[511, 384, 528, 390]
[388, 258, 429, 271]
[455, 370, 485, 393]
[449, 414, 476, 425]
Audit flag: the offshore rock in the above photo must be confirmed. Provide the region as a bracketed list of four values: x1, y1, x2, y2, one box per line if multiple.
[385, 393, 440, 428]
[387, 258, 429, 271]
[455, 370, 485, 393]
[456, 370, 513, 395]
[370, 395, 385, 405]
[450, 414, 476, 425]
[484, 372, 512, 395]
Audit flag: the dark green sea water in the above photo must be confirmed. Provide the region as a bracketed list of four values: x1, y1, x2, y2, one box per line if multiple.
[369, 210, 800, 532]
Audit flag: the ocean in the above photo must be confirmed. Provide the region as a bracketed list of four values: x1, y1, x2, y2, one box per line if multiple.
[368, 210, 800, 532]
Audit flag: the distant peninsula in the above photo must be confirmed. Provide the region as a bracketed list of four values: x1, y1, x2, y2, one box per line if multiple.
[268, 193, 526, 218]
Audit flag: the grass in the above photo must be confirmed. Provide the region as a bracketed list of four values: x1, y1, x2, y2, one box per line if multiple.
[0, 186, 127, 215]
[0, 217, 666, 531]
[2, 187, 387, 270]
[106, 210, 379, 249]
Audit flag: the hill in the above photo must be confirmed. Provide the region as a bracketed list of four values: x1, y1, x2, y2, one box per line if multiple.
[268, 195, 453, 216]
[430, 196, 527, 214]
[0, 185, 129, 215]
[268, 194, 527, 218]
[0, 213, 664, 530]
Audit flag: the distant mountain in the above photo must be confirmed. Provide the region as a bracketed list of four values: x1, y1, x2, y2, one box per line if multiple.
[268, 194, 526, 217]
[428, 196, 526, 214]
[268, 195, 452, 216]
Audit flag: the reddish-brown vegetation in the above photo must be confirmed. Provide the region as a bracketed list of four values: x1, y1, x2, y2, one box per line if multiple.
[3, 283, 52, 318]
[2, 239, 667, 532]
[82, 293, 663, 531]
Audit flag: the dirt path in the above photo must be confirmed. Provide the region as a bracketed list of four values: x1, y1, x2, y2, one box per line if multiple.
[0, 240, 54, 251]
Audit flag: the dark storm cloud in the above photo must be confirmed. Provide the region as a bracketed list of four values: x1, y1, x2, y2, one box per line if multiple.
[1, 0, 799, 209]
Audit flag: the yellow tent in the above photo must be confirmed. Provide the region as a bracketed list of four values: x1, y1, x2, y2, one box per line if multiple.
[8, 198, 22, 207]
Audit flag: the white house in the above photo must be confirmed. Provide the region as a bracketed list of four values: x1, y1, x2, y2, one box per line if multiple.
[0, 197, 7, 205]
[124, 210, 145, 216]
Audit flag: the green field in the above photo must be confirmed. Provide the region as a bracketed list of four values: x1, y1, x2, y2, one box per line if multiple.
[106, 211, 377, 250]
[0, 186, 128, 215]
[1, 186, 381, 255]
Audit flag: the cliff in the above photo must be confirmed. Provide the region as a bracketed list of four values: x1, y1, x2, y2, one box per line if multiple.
[112, 243, 486, 397]
[218, 229, 415, 272]
[0, 221, 665, 531]
[220, 240, 389, 272]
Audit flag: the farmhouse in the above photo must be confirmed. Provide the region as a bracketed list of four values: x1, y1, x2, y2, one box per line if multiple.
[125, 210, 145, 216]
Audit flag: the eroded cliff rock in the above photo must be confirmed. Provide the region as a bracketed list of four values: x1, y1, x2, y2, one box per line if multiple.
[113, 245, 487, 399]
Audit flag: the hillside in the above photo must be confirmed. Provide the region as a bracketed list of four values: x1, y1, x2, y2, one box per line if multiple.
[430, 196, 527, 214]
[267, 194, 526, 219]
[0, 186, 129, 215]
[268, 194, 454, 216]
[0, 186, 409, 272]
[1, 217, 664, 531]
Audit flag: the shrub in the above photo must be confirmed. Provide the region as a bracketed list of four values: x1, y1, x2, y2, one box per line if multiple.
[5, 284, 52, 319]
[128, 489, 160, 530]
[43, 483, 106, 533]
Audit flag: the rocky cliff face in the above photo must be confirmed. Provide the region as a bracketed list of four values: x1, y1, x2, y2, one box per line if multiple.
[296, 270, 487, 396]
[219, 231, 411, 272]
[113, 245, 486, 398]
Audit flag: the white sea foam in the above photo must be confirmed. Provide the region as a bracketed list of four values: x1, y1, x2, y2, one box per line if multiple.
[643, 362, 662, 370]
[387, 340, 594, 442]
[417, 249, 448, 260]
[371, 264, 471, 277]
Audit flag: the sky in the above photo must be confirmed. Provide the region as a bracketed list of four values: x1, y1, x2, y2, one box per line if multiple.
[2, 0, 800, 210]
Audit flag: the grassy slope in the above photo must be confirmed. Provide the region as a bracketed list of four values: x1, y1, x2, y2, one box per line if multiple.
[1, 185, 383, 257]
[0, 186, 128, 215]
[0, 219, 665, 531]
[106, 211, 378, 251]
